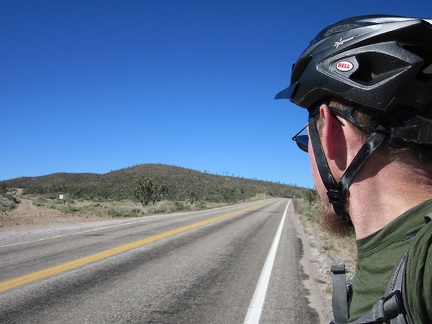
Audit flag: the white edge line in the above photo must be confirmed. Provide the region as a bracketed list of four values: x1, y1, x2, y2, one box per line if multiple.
[243, 200, 290, 324]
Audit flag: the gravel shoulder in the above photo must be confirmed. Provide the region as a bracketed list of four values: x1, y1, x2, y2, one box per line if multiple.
[294, 209, 357, 323]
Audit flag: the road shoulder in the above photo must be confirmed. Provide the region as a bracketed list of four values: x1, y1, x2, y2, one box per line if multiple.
[293, 209, 356, 323]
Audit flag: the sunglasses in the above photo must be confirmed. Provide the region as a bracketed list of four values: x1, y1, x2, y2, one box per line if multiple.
[292, 124, 310, 152]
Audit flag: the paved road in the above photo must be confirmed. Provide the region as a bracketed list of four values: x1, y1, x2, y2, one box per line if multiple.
[0, 199, 319, 323]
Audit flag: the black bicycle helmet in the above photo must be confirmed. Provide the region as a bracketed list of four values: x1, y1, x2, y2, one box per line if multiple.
[276, 15, 432, 114]
[276, 15, 432, 224]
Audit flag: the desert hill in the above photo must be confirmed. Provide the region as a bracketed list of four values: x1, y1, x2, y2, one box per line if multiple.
[1, 164, 309, 204]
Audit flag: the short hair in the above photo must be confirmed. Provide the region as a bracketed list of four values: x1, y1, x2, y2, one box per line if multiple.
[328, 99, 432, 172]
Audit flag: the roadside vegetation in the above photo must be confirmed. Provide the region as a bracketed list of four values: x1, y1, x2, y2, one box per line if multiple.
[19, 193, 269, 219]
[0, 164, 309, 217]
[0, 184, 19, 213]
[294, 190, 357, 265]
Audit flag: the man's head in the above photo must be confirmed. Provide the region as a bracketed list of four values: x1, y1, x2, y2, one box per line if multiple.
[276, 15, 432, 228]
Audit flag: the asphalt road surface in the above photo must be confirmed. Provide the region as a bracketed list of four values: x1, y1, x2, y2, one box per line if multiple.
[0, 198, 319, 323]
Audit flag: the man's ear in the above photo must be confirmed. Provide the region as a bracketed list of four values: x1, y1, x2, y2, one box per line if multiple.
[319, 105, 347, 169]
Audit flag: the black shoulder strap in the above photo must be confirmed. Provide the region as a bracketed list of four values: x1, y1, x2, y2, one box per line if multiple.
[331, 264, 349, 324]
[330, 254, 409, 324]
[350, 250, 410, 323]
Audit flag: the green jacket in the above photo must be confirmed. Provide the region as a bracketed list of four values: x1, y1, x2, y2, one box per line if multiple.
[349, 199, 432, 323]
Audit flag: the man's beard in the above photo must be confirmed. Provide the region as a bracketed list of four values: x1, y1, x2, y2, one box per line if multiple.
[318, 200, 354, 236]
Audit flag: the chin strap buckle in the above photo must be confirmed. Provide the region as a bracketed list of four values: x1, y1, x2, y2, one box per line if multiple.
[327, 189, 352, 225]
[327, 188, 344, 205]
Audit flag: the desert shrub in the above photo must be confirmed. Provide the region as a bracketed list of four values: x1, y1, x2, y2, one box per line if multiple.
[58, 205, 80, 214]
[0, 195, 18, 212]
[130, 208, 143, 216]
[295, 199, 319, 223]
[108, 208, 129, 217]
[196, 201, 207, 209]
[33, 197, 50, 207]
[174, 201, 190, 211]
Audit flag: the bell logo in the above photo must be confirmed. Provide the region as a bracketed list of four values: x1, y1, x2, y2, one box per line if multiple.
[336, 61, 354, 72]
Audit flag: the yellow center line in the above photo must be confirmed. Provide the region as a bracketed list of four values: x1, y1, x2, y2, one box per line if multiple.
[0, 200, 274, 293]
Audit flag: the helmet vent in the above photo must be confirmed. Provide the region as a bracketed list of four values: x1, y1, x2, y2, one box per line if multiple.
[350, 52, 409, 84]
[423, 64, 432, 75]
[402, 45, 432, 81]
[322, 23, 362, 38]
[291, 55, 313, 84]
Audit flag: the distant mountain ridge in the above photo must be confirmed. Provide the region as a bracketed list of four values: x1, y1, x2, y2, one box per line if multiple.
[1, 164, 309, 203]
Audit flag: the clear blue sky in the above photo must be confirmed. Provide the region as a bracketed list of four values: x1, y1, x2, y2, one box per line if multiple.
[2, 1, 431, 188]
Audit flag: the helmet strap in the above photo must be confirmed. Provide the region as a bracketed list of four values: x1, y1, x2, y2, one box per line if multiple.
[308, 117, 387, 225]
